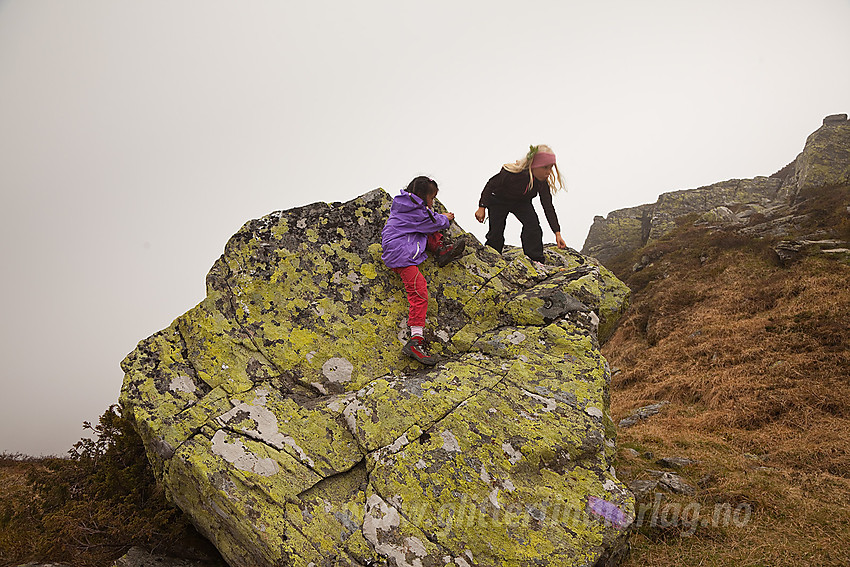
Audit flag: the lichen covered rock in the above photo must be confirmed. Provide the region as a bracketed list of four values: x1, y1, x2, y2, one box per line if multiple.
[581, 115, 850, 265]
[121, 189, 633, 567]
[581, 177, 782, 264]
[793, 115, 850, 195]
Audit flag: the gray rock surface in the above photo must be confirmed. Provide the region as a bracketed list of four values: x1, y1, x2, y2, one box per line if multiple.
[113, 547, 225, 567]
[582, 116, 850, 264]
[120, 189, 634, 567]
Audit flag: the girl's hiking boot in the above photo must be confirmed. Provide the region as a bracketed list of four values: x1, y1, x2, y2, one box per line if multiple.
[402, 335, 438, 366]
[435, 239, 466, 267]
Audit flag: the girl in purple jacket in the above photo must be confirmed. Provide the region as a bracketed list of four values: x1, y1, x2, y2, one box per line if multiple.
[381, 176, 465, 365]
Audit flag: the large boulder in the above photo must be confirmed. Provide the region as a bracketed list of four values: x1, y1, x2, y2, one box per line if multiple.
[120, 189, 633, 567]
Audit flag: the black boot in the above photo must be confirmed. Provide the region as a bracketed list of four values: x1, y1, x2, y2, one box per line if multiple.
[435, 239, 466, 267]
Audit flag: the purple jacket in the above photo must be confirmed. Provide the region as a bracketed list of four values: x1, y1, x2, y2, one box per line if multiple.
[381, 189, 450, 268]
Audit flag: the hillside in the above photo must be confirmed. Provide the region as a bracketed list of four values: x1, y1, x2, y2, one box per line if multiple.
[602, 183, 850, 565]
[2, 113, 848, 565]
[5, 183, 846, 566]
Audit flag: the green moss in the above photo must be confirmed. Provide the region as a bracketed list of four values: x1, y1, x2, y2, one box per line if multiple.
[348, 358, 505, 452]
[176, 294, 272, 394]
[284, 465, 377, 565]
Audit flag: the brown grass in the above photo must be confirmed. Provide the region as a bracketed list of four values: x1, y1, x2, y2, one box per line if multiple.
[0, 456, 42, 562]
[605, 193, 850, 566]
[0, 410, 222, 567]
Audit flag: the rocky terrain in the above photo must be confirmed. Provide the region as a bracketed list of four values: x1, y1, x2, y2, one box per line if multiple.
[4, 115, 847, 567]
[582, 114, 850, 265]
[592, 115, 850, 566]
[118, 189, 633, 567]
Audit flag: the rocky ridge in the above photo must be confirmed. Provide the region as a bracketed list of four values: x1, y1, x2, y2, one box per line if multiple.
[120, 189, 632, 567]
[581, 114, 850, 265]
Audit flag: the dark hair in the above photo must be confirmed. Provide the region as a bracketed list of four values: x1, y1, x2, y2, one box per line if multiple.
[406, 176, 438, 201]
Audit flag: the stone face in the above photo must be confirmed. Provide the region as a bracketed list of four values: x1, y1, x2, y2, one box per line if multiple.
[646, 471, 695, 495]
[581, 177, 783, 264]
[793, 118, 850, 196]
[581, 116, 850, 264]
[113, 546, 225, 567]
[120, 189, 633, 567]
[582, 206, 652, 267]
[823, 113, 848, 125]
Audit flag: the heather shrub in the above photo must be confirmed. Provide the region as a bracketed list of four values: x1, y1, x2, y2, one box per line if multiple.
[0, 406, 219, 567]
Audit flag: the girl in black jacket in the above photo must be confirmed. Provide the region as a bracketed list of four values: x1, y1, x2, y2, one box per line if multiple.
[475, 144, 566, 264]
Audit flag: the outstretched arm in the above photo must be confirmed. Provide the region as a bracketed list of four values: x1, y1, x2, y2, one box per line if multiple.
[538, 188, 564, 246]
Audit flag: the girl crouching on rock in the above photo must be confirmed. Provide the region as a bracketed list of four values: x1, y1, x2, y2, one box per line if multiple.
[475, 144, 567, 268]
[381, 176, 465, 365]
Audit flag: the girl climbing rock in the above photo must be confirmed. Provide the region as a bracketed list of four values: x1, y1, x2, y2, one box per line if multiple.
[381, 176, 465, 365]
[475, 144, 567, 267]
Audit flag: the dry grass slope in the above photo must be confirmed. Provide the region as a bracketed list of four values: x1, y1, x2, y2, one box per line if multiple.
[604, 185, 850, 566]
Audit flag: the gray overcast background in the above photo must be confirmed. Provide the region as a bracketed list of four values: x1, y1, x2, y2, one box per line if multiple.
[1, 0, 848, 456]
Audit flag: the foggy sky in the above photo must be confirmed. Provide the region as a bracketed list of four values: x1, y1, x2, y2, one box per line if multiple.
[1, 0, 848, 455]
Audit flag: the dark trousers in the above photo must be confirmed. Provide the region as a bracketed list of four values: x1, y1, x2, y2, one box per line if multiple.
[485, 200, 545, 262]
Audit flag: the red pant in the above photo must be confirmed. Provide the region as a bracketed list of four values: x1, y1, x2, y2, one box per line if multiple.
[391, 233, 443, 328]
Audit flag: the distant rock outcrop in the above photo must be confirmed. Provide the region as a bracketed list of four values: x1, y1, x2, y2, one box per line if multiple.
[120, 190, 632, 567]
[582, 114, 850, 264]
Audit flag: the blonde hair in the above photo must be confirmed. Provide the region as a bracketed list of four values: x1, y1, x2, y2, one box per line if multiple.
[503, 144, 565, 194]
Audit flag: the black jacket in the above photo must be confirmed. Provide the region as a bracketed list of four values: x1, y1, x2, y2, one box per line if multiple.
[479, 168, 561, 233]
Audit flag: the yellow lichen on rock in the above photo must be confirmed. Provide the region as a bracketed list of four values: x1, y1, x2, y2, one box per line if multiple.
[120, 189, 633, 567]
